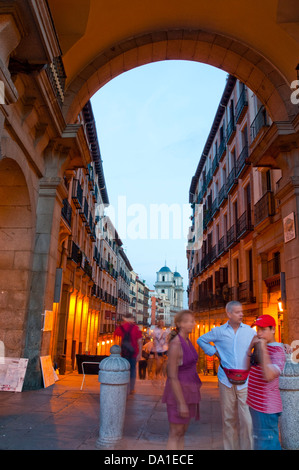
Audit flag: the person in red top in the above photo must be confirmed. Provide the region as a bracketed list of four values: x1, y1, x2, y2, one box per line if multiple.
[246, 315, 286, 450]
[114, 314, 143, 394]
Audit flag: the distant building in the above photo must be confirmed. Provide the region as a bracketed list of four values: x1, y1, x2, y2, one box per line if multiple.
[150, 290, 171, 326]
[129, 271, 150, 327]
[154, 265, 184, 325]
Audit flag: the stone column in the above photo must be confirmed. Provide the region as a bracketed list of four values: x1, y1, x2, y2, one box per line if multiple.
[279, 354, 299, 450]
[275, 148, 299, 344]
[23, 174, 67, 389]
[96, 345, 130, 448]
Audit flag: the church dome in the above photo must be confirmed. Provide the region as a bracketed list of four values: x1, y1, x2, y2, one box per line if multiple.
[159, 266, 171, 273]
[174, 271, 182, 277]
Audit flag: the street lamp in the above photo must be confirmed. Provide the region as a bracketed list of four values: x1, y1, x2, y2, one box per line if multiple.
[277, 297, 284, 313]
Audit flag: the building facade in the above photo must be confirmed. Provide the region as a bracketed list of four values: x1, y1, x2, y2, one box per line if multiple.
[150, 291, 171, 326]
[128, 271, 150, 327]
[187, 75, 287, 368]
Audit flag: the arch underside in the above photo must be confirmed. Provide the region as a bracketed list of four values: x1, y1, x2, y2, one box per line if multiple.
[63, 30, 299, 125]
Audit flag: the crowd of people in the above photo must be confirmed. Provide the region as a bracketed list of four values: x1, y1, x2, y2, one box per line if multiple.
[114, 302, 289, 451]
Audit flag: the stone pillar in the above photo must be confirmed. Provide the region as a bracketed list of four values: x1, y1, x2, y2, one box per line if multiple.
[96, 345, 130, 448]
[275, 149, 299, 344]
[23, 174, 67, 389]
[279, 354, 299, 450]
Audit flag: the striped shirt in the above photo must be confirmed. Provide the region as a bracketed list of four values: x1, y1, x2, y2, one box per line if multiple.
[247, 343, 286, 414]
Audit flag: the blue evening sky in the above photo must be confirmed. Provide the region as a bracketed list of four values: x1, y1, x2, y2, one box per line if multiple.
[91, 60, 228, 307]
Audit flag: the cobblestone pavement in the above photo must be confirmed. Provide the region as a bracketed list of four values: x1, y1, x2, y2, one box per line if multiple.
[0, 372, 222, 451]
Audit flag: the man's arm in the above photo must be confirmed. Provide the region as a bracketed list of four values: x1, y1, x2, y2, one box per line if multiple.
[259, 340, 282, 382]
[197, 329, 217, 357]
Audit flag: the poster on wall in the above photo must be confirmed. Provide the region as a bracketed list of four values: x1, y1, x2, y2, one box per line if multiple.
[0, 358, 29, 392]
[40, 356, 58, 388]
[283, 212, 296, 243]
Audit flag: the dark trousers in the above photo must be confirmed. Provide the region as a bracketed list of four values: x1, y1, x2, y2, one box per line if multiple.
[139, 360, 147, 379]
[127, 357, 137, 392]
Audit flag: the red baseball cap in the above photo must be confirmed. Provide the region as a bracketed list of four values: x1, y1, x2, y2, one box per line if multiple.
[254, 315, 276, 328]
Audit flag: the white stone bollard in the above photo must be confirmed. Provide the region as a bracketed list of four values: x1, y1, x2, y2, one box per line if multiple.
[279, 354, 299, 450]
[96, 345, 130, 448]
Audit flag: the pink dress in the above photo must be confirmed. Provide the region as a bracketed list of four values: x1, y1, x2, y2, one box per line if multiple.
[162, 334, 202, 424]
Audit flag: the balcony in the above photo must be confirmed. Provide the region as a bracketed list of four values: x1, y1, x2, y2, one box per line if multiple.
[263, 253, 281, 291]
[90, 222, 96, 242]
[226, 166, 237, 195]
[206, 168, 213, 188]
[218, 138, 226, 162]
[61, 198, 72, 228]
[79, 197, 89, 224]
[200, 252, 211, 271]
[203, 208, 212, 231]
[236, 145, 249, 178]
[211, 197, 219, 217]
[82, 255, 93, 280]
[250, 106, 270, 143]
[68, 240, 82, 265]
[236, 209, 253, 239]
[235, 87, 248, 124]
[238, 280, 256, 304]
[218, 235, 227, 256]
[227, 224, 236, 248]
[254, 191, 275, 226]
[72, 179, 83, 209]
[212, 154, 219, 175]
[93, 246, 100, 265]
[218, 184, 228, 207]
[226, 118, 236, 145]
[211, 245, 218, 262]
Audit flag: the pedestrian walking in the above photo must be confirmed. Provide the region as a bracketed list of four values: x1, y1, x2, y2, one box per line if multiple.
[197, 301, 255, 450]
[138, 337, 151, 380]
[152, 320, 168, 380]
[114, 314, 143, 395]
[142, 337, 155, 379]
[162, 310, 202, 450]
[246, 315, 286, 450]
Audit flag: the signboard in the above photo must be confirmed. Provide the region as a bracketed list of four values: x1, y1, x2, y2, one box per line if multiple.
[0, 358, 28, 392]
[283, 212, 296, 243]
[40, 356, 58, 388]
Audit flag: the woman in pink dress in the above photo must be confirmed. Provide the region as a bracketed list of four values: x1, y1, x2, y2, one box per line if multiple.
[162, 310, 202, 450]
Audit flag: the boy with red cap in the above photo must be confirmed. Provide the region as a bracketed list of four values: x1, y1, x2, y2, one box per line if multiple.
[246, 315, 286, 450]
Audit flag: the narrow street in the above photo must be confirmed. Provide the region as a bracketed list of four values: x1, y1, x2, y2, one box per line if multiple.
[0, 373, 222, 451]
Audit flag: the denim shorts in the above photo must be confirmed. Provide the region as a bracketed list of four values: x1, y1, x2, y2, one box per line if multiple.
[249, 407, 282, 450]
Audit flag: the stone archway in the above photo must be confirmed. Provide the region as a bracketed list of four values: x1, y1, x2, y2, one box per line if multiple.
[62, 30, 299, 126]
[0, 158, 33, 358]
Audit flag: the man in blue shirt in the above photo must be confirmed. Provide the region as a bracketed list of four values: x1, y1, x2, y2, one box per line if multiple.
[197, 301, 256, 450]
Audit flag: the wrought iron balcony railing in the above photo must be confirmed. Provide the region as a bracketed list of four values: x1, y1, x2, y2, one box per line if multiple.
[235, 87, 248, 124]
[254, 190, 275, 225]
[250, 106, 270, 143]
[61, 199, 72, 227]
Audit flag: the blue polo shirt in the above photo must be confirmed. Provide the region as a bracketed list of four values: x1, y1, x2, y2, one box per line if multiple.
[197, 322, 256, 390]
